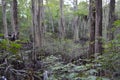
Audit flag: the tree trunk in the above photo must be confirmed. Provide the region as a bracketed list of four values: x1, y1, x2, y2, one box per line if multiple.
[59, 0, 65, 39]
[2, 0, 8, 39]
[89, 0, 96, 55]
[107, 0, 115, 40]
[11, 0, 19, 39]
[31, 0, 44, 65]
[31, 0, 37, 63]
[95, 0, 103, 54]
[31, 0, 44, 49]
[73, 16, 79, 42]
[36, 0, 41, 48]
[73, 0, 79, 42]
[40, 0, 45, 47]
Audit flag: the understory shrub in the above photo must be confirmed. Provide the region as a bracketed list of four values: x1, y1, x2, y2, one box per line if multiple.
[43, 38, 88, 62]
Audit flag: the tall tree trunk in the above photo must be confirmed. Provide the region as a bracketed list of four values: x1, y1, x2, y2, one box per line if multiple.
[59, 0, 65, 39]
[107, 0, 115, 40]
[40, 0, 45, 47]
[89, 0, 96, 55]
[31, 0, 44, 65]
[2, 0, 8, 39]
[95, 0, 103, 54]
[36, 0, 41, 48]
[31, 0, 36, 63]
[11, 0, 19, 39]
[73, 0, 79, 42]
[31, 0, 44, 49]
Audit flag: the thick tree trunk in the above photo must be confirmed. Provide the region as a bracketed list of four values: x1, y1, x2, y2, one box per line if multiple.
[107, 0, 115, 40]
[89, 0, 96, 55]
[11, 0, 19, 39]
[31, 0, 44, 49]
[31, 0, 45, 49]
[59, 0, 65, 39]
[31, 0, 44, 65]
[2, 0, 8, 39]
[95, 0, 103, 54]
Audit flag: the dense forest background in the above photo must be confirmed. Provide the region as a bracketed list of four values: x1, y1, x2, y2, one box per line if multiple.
[0, 0, 120, 80]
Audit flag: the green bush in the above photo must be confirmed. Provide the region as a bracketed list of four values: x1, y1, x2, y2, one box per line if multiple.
[43, 38, 87, 62]
[0, 39, 22, 54]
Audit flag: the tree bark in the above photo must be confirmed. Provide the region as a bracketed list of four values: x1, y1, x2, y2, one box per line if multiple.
[31, 0, 36, 62]
[31, 0, 44, 65]
[89, 0, 96, 55]
[11, 0, 19, 39]
[59, 0, 65, 39]
[2, 0, 8, 39]
[95, 0, 103, 54]
[73, 0, 79, 42]
[31, 0, 44, 49]
[107, 0, 115, 40]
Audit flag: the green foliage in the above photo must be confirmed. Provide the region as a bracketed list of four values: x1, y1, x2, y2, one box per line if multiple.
[42, 55, 110, 80]
[0, 39, 21, 54]
[94, 53, 120, 80]
[43, 38, 86, 61]
[97, 20, 120, 79]
[113, 20, 120, 27]
[109, 20, 120, 32]
[0, 33, 4, 37]
[8, 41, 22, 54]
[102, 39, 120, 71]
[0, 0, 119, 80]
[97, 33, 120, 80]
[0, 39, 9, 50]
[74, 1, 88, 16]
[18, 0, 32, 40]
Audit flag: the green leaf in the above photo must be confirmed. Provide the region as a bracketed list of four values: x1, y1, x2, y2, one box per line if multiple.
[114, 20, 120, 26]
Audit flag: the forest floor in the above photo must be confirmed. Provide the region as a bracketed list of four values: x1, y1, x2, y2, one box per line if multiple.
[0, 39, 120, 80]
